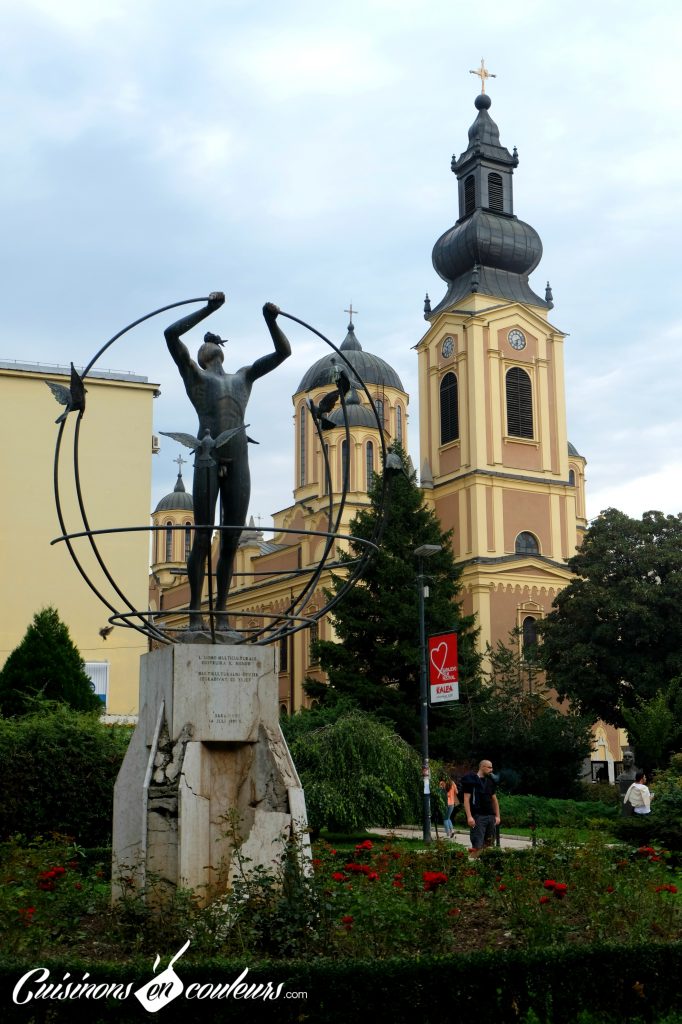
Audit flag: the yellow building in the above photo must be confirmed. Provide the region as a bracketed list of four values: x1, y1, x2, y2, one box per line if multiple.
[0, 359, 158, 715]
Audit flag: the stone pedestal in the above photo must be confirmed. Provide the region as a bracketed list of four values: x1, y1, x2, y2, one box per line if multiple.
[112, 644, 309, 906]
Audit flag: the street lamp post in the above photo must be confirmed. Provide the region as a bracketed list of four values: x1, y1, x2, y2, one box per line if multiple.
[414, 543, 442, 843]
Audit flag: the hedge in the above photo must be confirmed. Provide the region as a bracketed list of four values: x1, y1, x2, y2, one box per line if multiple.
[1, 944, 681, 1023]
[0, 707, 130, 845]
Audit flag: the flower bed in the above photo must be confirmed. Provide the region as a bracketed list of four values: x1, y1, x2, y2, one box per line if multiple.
[1, 833, 680, 964]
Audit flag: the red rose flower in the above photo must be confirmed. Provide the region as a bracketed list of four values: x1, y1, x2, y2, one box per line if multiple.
[543, 880, 557, 890]
[423, 871, 448, 892]
[332, 872, 347, 882]
[539, 895, 550, 904]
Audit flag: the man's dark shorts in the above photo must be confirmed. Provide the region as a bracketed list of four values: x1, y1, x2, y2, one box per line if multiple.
[470, 814, 496, 849]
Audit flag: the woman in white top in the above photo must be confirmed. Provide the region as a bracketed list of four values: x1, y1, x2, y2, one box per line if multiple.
[624, 771, 654, 815]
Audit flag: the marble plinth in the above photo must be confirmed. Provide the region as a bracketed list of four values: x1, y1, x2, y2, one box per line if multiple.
[112, 644, 309, 907]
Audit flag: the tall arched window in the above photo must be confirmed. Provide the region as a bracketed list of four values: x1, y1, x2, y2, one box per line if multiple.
[488, 172, 503, 211]
[515, 532, 539, 555]
[341, 439, 349, 489]
[568, 469, 576, 486]
[184, 523, 192, 560]
[165, 522, 173, 562]
[323, 443, 330, 495]
[506, 367, 533, 438]
[375, 398, 384, 426]
[440, 372, 459, 444]
[396, 404, 403, 444]
[366, 440, 374, 490]
[522, 616, 538, 654]
[299, 406, 306, 487]
[464, 174, 475, 215]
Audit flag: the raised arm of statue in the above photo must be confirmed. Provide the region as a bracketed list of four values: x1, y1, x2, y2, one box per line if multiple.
[245, 302, 292, 384]
[164, 292, 226, 371]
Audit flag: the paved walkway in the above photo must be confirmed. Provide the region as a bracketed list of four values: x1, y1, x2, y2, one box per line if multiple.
[371, 825, 533, 850]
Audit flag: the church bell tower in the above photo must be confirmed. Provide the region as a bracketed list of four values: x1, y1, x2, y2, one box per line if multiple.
[416, 72, 587, 653]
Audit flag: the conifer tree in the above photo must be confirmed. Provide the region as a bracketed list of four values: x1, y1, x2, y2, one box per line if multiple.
[0, 607, 101, 716]
[312, 446, 479, 752]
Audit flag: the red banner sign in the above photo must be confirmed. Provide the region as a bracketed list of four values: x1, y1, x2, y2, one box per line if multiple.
[428, 632, 459, 703]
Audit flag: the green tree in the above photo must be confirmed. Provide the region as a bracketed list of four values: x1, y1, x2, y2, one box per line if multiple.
[312, 445, 479, 753]
[0, 607, 101, 716]
[621, 680, 682, 774]
[286, 709, 424, 833]
[471, 635, 594, 797]
[539, 508, 682, 727]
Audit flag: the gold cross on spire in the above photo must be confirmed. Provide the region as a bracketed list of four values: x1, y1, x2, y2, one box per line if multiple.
[470, 58, 496, 94]
[344, 303, 358, 323]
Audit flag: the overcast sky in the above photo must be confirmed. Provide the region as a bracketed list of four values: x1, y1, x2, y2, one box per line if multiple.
[3, 0, 682, 530]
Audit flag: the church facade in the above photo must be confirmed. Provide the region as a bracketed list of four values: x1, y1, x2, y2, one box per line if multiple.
[149, 83, 624, 777]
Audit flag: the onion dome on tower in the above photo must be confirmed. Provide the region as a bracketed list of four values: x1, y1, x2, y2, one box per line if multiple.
[429, 92, 550, 317]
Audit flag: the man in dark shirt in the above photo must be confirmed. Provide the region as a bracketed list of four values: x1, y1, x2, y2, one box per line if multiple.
[461, 759, 500, 858]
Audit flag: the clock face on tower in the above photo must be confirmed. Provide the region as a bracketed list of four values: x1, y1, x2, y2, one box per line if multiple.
[441, 336, 454, 358]
[508, 329, 526, 351]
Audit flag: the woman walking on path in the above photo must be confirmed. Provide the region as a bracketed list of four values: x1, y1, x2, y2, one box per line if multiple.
[439, 777, 459, 837]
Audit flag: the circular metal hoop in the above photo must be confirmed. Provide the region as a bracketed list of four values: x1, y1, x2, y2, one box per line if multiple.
[51, 300, 394, 645]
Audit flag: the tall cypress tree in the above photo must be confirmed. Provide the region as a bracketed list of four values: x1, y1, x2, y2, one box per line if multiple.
[312, 446, 479, 753]
[0, 607, 101, 716]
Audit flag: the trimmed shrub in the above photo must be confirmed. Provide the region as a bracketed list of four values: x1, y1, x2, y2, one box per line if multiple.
[0, 705, 130, 844]
[1, 945, 681, 1023]
[499, 793, 618, 830]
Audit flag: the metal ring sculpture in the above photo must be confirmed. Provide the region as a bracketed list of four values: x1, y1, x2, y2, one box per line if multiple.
[50, 298, 398, 646]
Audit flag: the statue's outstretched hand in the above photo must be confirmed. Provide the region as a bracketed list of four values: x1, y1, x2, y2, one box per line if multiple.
[208, 291, 225, 310]
[263, 301, 280, 323]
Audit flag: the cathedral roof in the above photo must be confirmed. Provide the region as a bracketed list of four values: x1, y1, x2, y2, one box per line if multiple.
[429, 93, 550, 316]
[326, 387, 380, 429]
[154, 471, 193, 513]
[296, 321, 404, 393]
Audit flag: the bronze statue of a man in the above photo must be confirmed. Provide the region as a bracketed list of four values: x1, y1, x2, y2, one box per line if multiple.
[164, 293, 291, 630]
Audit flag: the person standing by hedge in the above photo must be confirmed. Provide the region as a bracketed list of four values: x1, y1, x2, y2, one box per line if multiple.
[623, 771, 654, 815]
[461, 760, 500, 858]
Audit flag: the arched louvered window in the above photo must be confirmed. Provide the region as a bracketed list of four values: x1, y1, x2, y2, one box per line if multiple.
[184, 522, 192, 560]
[299, 406, 306, 486]
[464, 174, 475, 216]
[488, 172, 503, 212]
[341, 439, 349, 489]
[506, 367, 533, 438]
[440, 372, 459, 444]
[396, 404, 403, 443]
[515, 532, 539, 555]
[568, 469, 576, 486]
[375, 398, 384, 426]
[366, 440, 374, 490]
[165, 522, 173, 562]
